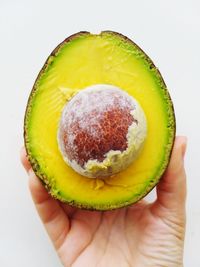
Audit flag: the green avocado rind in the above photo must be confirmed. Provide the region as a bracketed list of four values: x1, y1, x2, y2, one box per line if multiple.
[24, 31, 176, 211]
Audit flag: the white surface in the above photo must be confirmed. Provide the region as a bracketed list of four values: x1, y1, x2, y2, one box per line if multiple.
[0, 0, 199, 266]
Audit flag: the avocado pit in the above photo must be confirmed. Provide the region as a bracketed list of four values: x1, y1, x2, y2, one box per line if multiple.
[58, 84, 147, 178]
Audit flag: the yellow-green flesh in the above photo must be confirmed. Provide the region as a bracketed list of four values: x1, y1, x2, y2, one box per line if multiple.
[25, 32, 175, 210]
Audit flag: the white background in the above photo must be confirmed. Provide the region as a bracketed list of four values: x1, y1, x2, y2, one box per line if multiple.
[0, 0, 200, 266]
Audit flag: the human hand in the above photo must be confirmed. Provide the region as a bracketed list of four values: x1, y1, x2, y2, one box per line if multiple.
[21, 136, 187, 267]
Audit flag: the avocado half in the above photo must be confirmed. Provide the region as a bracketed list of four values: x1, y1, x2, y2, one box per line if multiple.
[24, 31, 175, 210]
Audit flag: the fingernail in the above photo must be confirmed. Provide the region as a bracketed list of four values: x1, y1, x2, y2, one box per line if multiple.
[28, 168, 34, 176]
[181, 136, 187, 159]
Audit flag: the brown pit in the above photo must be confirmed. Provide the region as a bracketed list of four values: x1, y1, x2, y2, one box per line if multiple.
[58, 86, 137, 168]
[61, 106, 134, 166]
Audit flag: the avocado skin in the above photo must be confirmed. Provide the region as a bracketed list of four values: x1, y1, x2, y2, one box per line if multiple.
[24, 31, 176, 211]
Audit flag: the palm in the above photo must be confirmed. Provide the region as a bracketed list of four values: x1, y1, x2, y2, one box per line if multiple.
[21, 136, 186, 267]
[59, 203, 151, 267]
[58, 200, 184, 267]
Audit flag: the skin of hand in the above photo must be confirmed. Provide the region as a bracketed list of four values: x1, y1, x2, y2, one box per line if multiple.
[20, 136, 187, 267]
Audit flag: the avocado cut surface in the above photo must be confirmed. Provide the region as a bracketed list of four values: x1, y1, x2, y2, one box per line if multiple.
[24, 31, 175, 210]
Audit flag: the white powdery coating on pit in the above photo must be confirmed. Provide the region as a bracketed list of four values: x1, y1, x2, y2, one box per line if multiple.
[62, 84, 135, 138]
[57, 84, 147, 178]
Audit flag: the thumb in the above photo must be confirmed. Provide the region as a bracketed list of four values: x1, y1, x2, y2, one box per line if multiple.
[155, 136, 187, 213]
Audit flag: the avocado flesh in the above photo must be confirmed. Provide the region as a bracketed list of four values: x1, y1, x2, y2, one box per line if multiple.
[24, 31, 175, 210]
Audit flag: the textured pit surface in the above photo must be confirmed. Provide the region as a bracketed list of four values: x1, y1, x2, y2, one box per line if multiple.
[58, 84, 147, 178]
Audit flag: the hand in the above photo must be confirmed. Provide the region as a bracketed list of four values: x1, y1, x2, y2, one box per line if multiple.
[21, 136, 187, 267]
